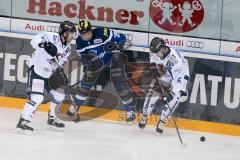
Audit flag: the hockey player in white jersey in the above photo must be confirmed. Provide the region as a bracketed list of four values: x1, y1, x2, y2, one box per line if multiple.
[138, 37, 189, 134]
[16, 21, 76, 134]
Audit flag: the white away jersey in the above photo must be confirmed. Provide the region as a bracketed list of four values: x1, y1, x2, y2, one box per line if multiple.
[149, 46, 189, 95]
[29, 32, 71, 78]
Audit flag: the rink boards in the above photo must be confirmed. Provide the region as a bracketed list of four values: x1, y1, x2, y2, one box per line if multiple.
[1, 32, 240, 136]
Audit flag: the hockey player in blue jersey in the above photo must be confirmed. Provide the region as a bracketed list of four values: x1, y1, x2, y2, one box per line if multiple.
[66, 20, 136, 123]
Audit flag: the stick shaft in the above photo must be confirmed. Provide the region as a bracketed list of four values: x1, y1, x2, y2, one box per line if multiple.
[173, 116, 183, 145]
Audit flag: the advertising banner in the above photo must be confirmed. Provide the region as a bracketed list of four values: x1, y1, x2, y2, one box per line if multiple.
[0, 17, 10, 32]
[149, 0, 222, 39]
[12, 0, 149, 31]
[10, 19, 149, 48]
[0, 0, 239, 57]
[9, 18, 224, 56]
[149, 33, 220, 55]
[11, 19, 60, 34]
[0, 0, 239, 41]
[220, 41, 240, 57]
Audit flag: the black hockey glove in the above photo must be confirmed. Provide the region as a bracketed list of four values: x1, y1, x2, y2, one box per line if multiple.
[162, 91, 174, 103]
[48, 67, 68, 90]
[38, 41, 58, 57]
[104, 41, 121, 53]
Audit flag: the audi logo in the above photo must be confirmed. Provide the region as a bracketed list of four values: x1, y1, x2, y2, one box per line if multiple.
[124, 34, 133, 41]
[186, 41, 204, 49]
[46, 25, 59, 33]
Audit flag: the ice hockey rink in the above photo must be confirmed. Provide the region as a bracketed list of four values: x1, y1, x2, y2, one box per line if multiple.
[0, 107, 239, 160]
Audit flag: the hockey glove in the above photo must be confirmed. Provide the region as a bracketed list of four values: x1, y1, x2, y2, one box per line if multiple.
[48, 67, 68, 90]
[38, 41, 58, 57]
[162, 91, 174, 103]
[104, 41, 121, 53]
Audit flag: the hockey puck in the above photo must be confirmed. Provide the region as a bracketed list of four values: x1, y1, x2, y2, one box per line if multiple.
[200, 136, 206, 142]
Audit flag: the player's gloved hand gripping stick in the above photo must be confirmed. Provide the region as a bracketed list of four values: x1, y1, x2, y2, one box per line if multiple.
[103, 40, 129, 53]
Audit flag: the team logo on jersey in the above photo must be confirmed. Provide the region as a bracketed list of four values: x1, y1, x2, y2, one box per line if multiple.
[89, 50, 98, 56]
[94, 38, 103, 44]
[53, 35, 60, 44]
[150, 0, 204, 33]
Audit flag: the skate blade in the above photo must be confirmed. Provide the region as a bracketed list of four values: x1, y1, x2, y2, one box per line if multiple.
[155, 132, 162, 136]
[59, 114, 80, 123]
[138, 125, 146, 129]
[47, 125, 65, 132]
[14, 128, 33, 136]
[70, 115, 81, 123]
[64, 117, 80, 123]
[155, 131, 163, 136]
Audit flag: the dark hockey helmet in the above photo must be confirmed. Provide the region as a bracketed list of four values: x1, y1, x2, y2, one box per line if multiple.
[59, 21, 76, 35]
[78, 19, 92, 34]
[150, 37, 166, 53]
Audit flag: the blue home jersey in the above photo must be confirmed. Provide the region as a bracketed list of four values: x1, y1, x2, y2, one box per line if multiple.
[76, 27, 126, 65]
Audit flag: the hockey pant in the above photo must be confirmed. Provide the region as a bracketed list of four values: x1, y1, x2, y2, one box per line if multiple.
[21, 66, 65, 121]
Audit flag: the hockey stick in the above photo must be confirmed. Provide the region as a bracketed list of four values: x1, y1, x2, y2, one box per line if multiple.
[69, 93, 78, 112]
[172, 116, 184, 145]
[104, 40, 132, 53]
[68, 92, 81, 122]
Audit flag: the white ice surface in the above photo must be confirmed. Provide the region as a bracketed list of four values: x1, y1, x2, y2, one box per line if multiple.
[0, 107, 239, 160]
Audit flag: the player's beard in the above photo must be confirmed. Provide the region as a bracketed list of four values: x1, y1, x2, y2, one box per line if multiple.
[62, 33, 74, 43]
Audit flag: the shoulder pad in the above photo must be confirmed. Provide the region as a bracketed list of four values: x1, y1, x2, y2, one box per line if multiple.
[94, 27, 110, 38]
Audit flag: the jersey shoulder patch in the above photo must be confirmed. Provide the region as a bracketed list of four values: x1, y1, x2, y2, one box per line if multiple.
[39, 32, 50, 42]
[44, 32, 61, 45]
[52, 34, 60, 44]
[93, 27, 110, 38]
[168, 55, 178, 65]
[166, 55, 179, 70]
